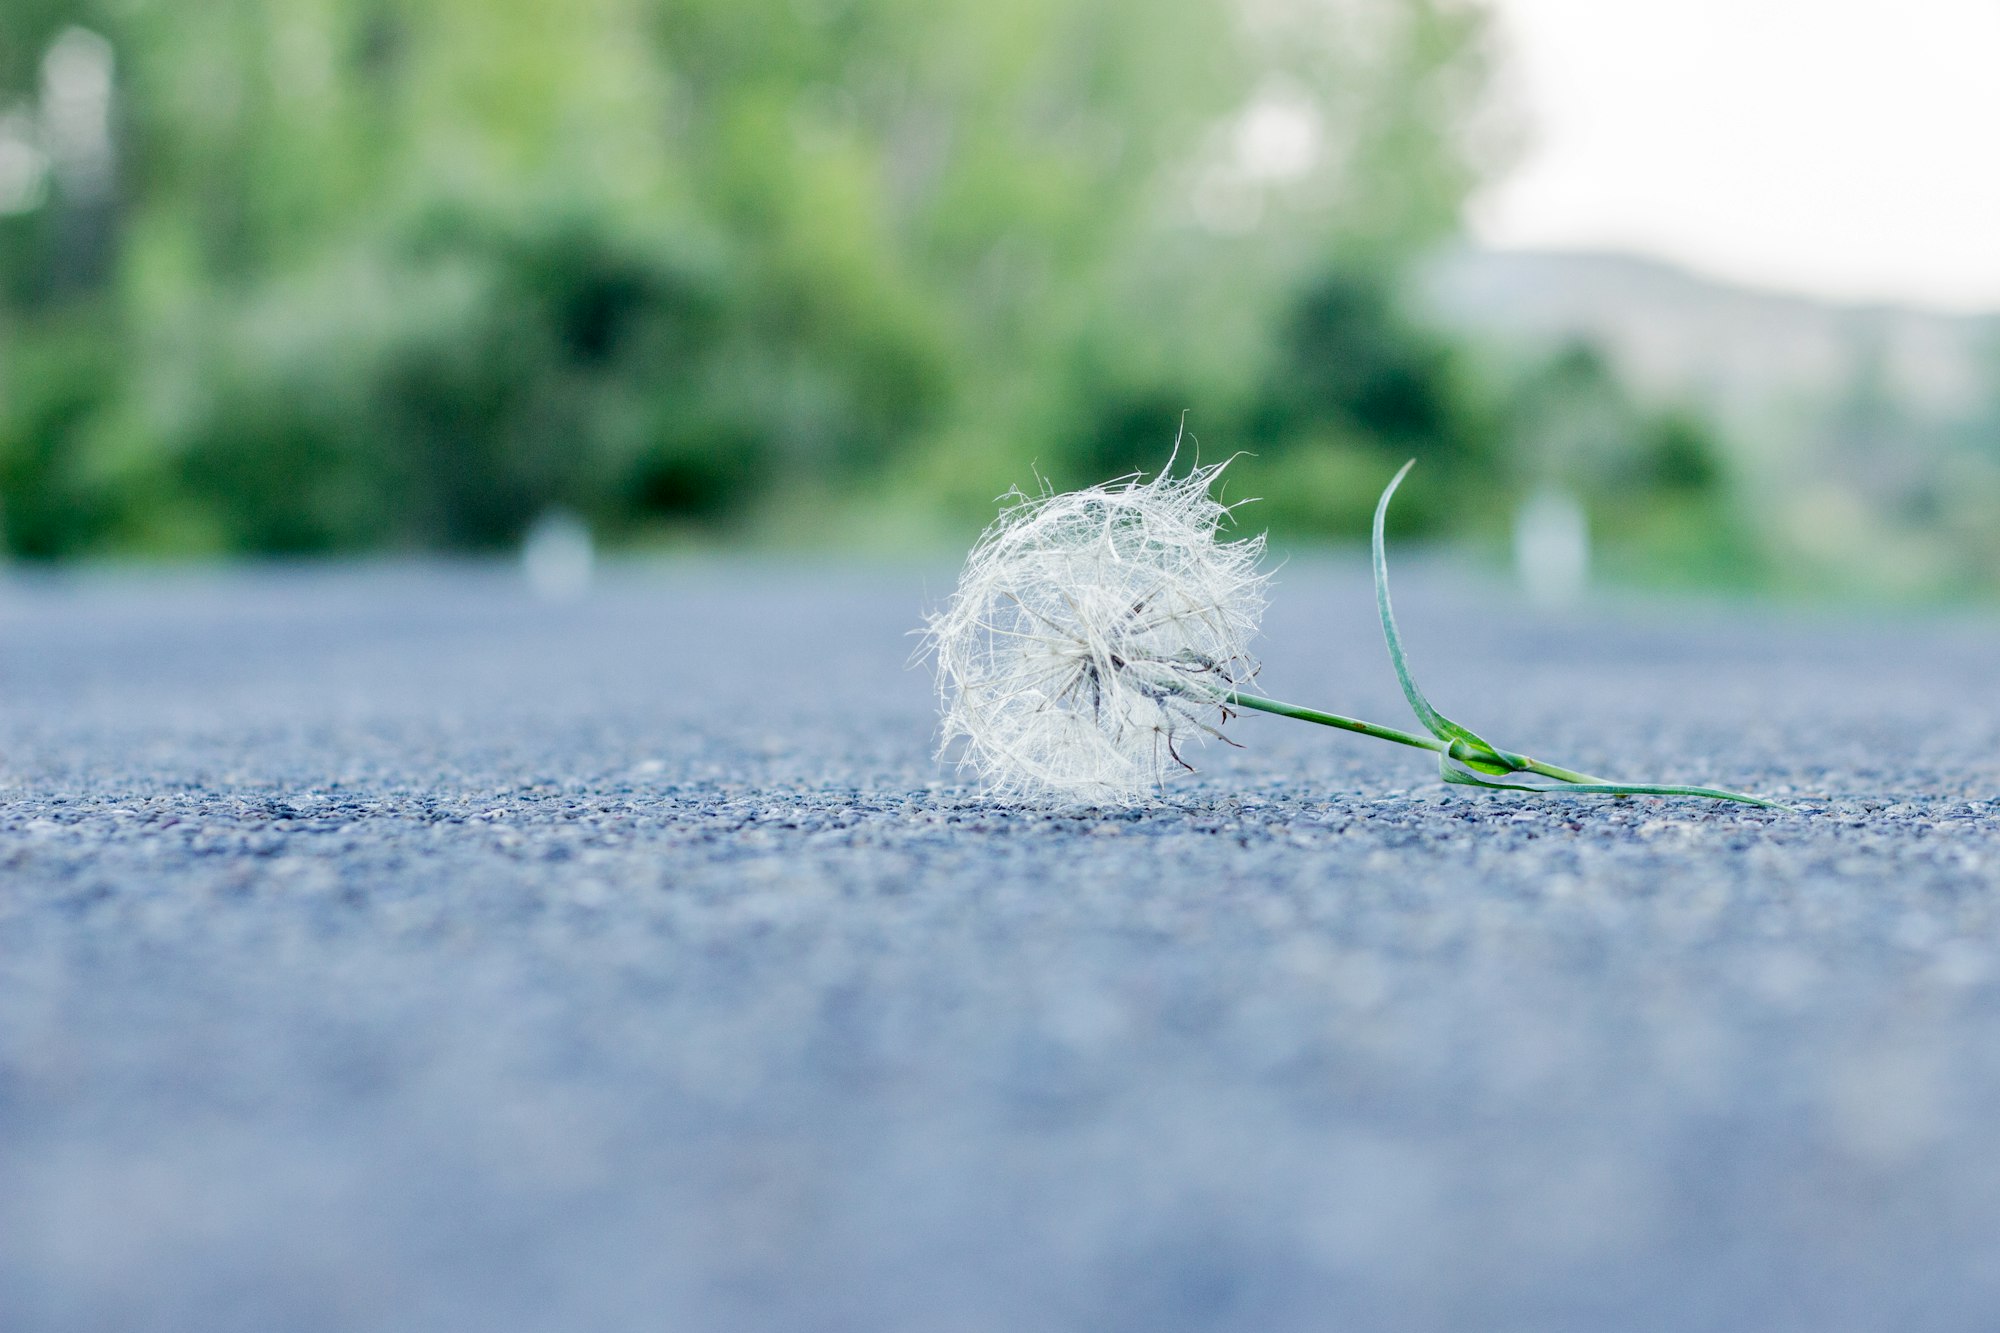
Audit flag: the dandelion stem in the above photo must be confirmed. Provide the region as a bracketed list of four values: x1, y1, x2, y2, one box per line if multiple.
[1229, 690, 1595, 774]
[1227, 692, 1451, 756]
[1513, 756, 1614, 786]
[1225, 690, 1785, 809]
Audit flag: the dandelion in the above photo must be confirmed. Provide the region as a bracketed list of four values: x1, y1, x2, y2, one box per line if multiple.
[924, 460, 1267, 801]
[925, 457, 1785, 809]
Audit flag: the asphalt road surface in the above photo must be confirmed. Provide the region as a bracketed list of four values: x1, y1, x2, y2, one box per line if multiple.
[3, 559, 1999, 1332]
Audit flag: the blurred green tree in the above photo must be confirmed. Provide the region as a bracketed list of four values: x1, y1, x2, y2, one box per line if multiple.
[0, 0, 1509, 556]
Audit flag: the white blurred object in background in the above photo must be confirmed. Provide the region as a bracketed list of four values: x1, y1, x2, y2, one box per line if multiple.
[521, 510, 594, 601]
[1513, 487, 1589, 607]
[41, 28, 115, 203]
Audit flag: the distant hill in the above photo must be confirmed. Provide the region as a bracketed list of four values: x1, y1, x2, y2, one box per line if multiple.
[1418, 248, 1999, 430]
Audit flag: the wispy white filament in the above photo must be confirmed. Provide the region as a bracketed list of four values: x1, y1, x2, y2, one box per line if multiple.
[925, 461, 1269, 802]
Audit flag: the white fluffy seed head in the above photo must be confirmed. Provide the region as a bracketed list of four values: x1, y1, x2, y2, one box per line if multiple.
[923, 460, 1269, 802]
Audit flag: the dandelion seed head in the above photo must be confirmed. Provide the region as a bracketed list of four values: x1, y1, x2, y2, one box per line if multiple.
[924, 460, 1268, 802]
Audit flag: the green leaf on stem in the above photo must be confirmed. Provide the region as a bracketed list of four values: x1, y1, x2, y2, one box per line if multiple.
[1439, 751, 1788, 809]
[1371, 461, 1516, 776]
[1372, 462, 1789, 810]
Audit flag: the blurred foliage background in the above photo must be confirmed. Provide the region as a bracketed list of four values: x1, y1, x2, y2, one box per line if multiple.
[0, 0, 1988, 592]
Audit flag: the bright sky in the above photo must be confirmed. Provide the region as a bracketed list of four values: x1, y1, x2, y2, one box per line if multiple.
[1471, 0, 2000, 311]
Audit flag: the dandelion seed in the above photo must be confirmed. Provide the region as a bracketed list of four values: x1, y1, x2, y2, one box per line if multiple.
[923, 460, 1268, 801]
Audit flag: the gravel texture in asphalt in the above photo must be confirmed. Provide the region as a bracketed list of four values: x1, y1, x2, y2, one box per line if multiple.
[3, 559, 1999, 1332]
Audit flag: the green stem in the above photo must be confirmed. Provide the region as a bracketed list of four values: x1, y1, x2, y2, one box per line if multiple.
[1226, 691, 1452, 756]
[1516, 756, 1615, 785]
[1227, 462, 1788, 811]
[1226, 690, 1785, 809]
[1229, 691, 1603, 775]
